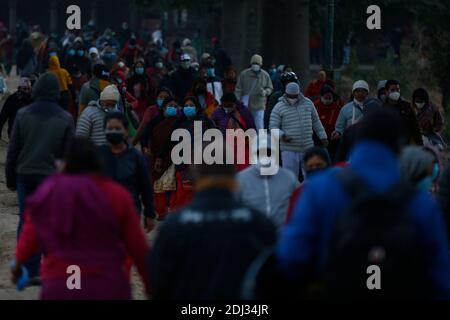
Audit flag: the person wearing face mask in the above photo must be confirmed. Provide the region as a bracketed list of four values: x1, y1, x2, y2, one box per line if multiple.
[168, 53, 197, 102]
[270, 82, 328, 180]
[120, 35, 143, 67]
[126, 60, 156, 121]
[65, 46, 91, 79]
[47, 55, 75, 111]
[264, 72, 299, 130]
[222, 66, 238, 95]
[237, 136, 300, 231]
[201, 53, 223, 103]
[305, 70, 327, 101]
[132, 87, 173, 146]
[98, 112, 156, 233]
[186, 77, 219, 118]
[314, 85, 343, 160]
[148, 59, 169, 90]
[78, 63, 111, 116]
[377, 80, 388, 103]
[141, 97, 183, 221]
[172, 97, 215, 211]
[0, 77, 33, 139]
[412, 88, 444, 150]
[211, 93, 256, 172]
[100, 45, 118, 70]
[285, 146, 331, 224]
[400, 146, 439, 193]
[76, 84, 120, 146]
[234, 54, 273, 130]
[181, 38, 198, 63]
[88, 47, 104, 66]
[332, 80, 371, 141]
[383, 79, 423, 146]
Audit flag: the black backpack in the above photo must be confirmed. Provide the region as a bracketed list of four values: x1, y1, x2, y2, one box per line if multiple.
[323, 169, 430, 299]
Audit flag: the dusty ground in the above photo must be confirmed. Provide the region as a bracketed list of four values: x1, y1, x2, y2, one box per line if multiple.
[0, 72, 157, 300]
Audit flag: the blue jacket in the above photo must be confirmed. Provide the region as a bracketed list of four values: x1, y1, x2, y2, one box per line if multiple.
[276, 141, 450, 298]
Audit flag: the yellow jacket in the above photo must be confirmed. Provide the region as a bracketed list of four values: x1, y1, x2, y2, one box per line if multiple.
[48, 56, 72, 91]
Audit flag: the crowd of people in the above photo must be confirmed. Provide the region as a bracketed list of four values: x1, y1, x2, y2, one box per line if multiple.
[1, 23, 450, 300]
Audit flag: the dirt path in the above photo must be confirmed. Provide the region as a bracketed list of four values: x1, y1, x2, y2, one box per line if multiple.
[0, 73, 154, 300]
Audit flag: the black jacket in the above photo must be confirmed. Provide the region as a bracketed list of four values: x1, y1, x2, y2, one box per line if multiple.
[0, 92, 33, 138]
[169, 67, 197, 101]
[383, 99, 423, 145]
[149, 188, 276, 300]
[98, 145, 155, 219]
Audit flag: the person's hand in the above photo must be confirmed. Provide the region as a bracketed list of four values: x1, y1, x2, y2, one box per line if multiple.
[282, 134, 293, 143]
[321, 139, 329, 147]
[260, 88, 267, 97]
[331, 131, 341, 141]
[11, 262, 22, 284]
[144, 217, 156, 233]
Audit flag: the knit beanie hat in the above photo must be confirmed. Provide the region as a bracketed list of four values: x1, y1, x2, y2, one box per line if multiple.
[352, 80, 370, 93]
[285, 82, 300, 95]
[100, 85, 120, 102]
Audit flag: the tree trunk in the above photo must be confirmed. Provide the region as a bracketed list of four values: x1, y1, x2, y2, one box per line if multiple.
[221, 0, 245, 69]
[285, 0, 310, 87]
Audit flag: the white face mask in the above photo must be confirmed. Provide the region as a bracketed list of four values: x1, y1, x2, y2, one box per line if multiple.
[287, 98, 298, 105]
[118, 61, 125, 68]
[389, 91, 401, 102]
[321, 97, 333, 105]
[251, 64, 261, 72]
[415, 102, 425, 109]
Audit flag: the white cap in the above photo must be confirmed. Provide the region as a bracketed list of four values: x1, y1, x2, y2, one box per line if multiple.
[250, 54, 263, 66]
[180, 53, 191, 62]
[285, 82, 300, 95]
[352, 80, 369, 93]
[89, 47, 99, 55]
[100, 85, 120, 102]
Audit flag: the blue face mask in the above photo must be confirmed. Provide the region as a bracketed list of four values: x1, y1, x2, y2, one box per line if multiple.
[183, 106, 197, 118]
[68, 49, 75, 56]
[417, 176, 434, 192]
[207, 68, 215, 77]
[165, 106, 178, 117]
[135, 67, 145, 75]
[157, 98, 164, 107]
[103, 52, 113, 59]
[77, 50, 85, 57]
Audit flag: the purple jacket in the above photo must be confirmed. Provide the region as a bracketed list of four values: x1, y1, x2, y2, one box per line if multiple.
[211, 103, 256, 133]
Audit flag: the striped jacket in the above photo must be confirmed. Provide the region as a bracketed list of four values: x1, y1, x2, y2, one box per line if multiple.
[269, 95, 327, 153]
[76, 100, 109, 146]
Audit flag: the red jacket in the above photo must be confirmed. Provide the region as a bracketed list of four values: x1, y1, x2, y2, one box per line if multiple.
[16, 175, 150, 298]
[314, 99, 343, 138]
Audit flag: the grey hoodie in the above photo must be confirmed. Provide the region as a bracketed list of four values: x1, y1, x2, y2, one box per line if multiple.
[237, 165, 299, 230]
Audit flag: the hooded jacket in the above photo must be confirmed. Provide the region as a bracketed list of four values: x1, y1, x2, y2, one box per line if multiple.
[277, 141, 450, 298]
[237, 165, 299, 230]
[76, 100, 113, 146]
[269, 95, 327, 153]
[5, 73, 74, 188]
[48, 56, 72, 91]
